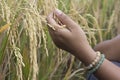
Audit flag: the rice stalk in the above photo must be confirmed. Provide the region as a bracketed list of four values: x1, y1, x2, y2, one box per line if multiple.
[13, 45, 25, 80]
[25, 11, 38, 80]
[43, 0, 58, 15]
[63, 55, 75, 80]
[114, 0, 120, 35]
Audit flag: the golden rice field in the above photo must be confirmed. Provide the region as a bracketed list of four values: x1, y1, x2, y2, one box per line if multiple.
[0, 0, 120, 80]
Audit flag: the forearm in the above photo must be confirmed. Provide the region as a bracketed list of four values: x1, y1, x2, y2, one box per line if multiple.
[75, 46, 120, 80]
[94, 35, 120, 61]
[95, 59, 120, 80]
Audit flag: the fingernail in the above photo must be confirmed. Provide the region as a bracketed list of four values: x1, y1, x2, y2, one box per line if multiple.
[55, 9, 62, 15]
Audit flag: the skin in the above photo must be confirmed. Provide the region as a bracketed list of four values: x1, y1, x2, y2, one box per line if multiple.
[47, 9, 120, 80]
[94, 35, 120, 62]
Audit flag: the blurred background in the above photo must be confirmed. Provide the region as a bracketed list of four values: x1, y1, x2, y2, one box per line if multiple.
[0, 0, 120, 80]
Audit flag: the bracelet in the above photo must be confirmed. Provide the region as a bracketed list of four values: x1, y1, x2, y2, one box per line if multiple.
[88, 54, 105, 74]
[85, 51, 101, 70]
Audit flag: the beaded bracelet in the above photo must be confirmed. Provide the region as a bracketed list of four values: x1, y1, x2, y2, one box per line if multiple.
[88, 54, 105, 74]
[85, 51, 101, 70]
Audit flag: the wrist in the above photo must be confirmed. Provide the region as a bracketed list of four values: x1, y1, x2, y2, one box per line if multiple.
[81, 48, 96, 66]
[73, 45, 96, 66]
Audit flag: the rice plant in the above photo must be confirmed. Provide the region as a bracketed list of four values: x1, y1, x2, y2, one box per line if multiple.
[0, 0, 120, 80]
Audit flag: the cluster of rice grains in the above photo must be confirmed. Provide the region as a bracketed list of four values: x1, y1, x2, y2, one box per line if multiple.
[47, 13, 66, 31]
[0, 0, 64, 80]
[0, 1, 25, 80]
[0, 0, 47, 80]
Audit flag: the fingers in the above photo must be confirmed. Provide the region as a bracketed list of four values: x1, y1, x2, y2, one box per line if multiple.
[47, 12, 61, 31]
[54, 9, 77, 29]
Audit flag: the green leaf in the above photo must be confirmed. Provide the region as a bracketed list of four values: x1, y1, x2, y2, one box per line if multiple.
[0, 33, 9, 65]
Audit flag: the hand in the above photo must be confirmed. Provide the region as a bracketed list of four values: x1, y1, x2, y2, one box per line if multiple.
[47, 10, 120, 80]
[47, 9, 90, 55]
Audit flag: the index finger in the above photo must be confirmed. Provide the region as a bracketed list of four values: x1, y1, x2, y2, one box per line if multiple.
[47, 12, 60, 30]
[54, 9, 78, 29]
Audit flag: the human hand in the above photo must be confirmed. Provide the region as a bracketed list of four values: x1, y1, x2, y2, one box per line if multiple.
[47, 9, 90, 56]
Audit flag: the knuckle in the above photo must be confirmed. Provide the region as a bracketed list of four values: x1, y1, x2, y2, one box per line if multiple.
[55, 30, 63, 36]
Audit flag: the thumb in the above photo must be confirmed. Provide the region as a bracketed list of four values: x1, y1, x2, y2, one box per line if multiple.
[54, 9, 78, 29]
